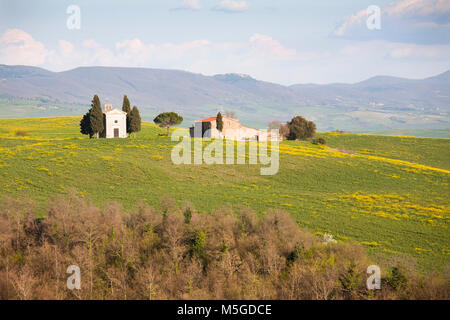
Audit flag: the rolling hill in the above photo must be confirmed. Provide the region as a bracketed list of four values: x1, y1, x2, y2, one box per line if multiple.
[0, 65, 449, 132]
[0, 117, 449, 271]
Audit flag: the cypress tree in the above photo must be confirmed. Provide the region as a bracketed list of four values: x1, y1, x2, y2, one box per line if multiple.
[80, 111, 93, 138]
[129, 106, 142, 138]
[89, 95, 104, 139]
[216, 112, 223, 132]
[122, 95, 132, 134]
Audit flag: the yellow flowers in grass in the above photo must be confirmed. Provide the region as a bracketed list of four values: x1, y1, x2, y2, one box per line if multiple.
[329, 192, 449, 224]
[38, 167, 52, 176]
[281, 203, 293, 207]
[359, 154, 450, 175]
[63, 143, 81, 150]
[280, 140, 449, 177]
[278, 144, 338, 159]
[361, 241, 382, 247]
[99, 156, 115, 161]
[415, 248, 433, 254]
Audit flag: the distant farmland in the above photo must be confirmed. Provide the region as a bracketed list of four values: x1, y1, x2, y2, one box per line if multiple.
[0, 117, 448, 271]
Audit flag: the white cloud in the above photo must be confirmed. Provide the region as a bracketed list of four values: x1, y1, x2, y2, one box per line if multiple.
[58, 40, 74, 56]
[334, 0, 450, 44]
[114, 38, 213, 66]
[249, 34, 296, 59]
[339, 40, 450, 59]
[82, 39, 103, 49]
[178, 0, 201, 10]
[2, 29, 449, 85]
[334, 9, 366, 37]
[296, 40, 450, 84]
[0, 29, 48, 65]
[214, 0, 250, 13]
[385, 0, 450, 17]
[46, 33, 294, 71]
[388, 43, 450, 58]
[28, 31, 297, 82]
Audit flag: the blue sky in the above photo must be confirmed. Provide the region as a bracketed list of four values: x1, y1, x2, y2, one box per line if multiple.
[0, 0, 449, 84]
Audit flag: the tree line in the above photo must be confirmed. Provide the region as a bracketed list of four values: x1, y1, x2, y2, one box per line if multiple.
[216, 111, 318, 142]
[153, 110, 240, 137]
[269, 116, 317, 141]
[80, 95, 141, 138]
[80, 100, 318, 142]
[0, 192, 447, 300]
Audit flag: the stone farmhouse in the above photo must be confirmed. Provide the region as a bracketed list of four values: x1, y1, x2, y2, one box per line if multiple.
[189, 115, 277, 142]
[101, 104, 127, 138]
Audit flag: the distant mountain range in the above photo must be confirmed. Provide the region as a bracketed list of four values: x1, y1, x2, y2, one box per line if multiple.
[0, 64, 449, 131]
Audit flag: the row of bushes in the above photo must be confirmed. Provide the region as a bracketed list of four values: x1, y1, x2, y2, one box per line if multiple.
[269, 116, 316, 141]
[0, 192, 448, 300]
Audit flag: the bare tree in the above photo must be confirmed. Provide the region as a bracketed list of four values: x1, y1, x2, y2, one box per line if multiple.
[224, 110, 236, 118]
[10, 265, 35, 300]
[268, 120, 289, 140]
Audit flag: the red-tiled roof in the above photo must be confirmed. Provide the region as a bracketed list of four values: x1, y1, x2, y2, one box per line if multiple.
[197, 117, 217, 123]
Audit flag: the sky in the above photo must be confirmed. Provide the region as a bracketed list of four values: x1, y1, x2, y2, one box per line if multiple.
[0, 0, 449, 85]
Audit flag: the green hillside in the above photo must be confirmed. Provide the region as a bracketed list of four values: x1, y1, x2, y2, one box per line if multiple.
[0, 117, 448, 271]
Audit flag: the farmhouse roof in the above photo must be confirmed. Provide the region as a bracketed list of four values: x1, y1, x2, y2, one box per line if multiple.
[197, 117, 217, 123]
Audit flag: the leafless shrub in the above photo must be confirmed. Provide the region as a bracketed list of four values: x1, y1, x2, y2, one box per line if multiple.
[0, 194, 447, 300]
[336, 147, 355, 155]
[224, 110, 236, 119]
[14, 130, 29, 137]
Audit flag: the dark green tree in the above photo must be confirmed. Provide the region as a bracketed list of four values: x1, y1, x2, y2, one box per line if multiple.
[122, 95, 132, 134]
[338, 262, 361, 299]
[129, 106, 142, 138]
[80, 111, 93, 138]
[312, 137, 326, 145]
[122, 95, 131, 114]
[287, 115, 316, 140]
[89, 95, 104, 139]
[153, 112, 183, 136]
[216, 112, 223, 132]
[387, 265, 409, 291]
[184, 207, 192, 224]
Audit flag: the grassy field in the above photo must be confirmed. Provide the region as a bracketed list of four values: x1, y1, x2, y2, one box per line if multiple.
[0, 98, 87, 119]
[0, 117, 448, 271]
[355, 129, 450, 139]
